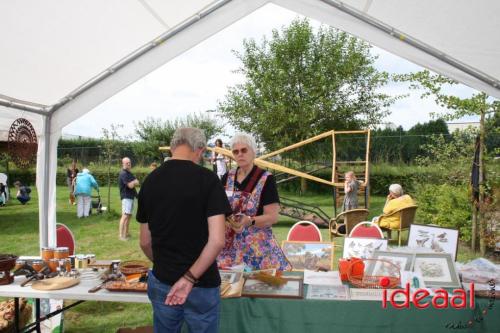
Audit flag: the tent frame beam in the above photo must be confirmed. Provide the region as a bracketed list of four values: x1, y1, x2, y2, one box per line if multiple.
[0, 95, 48, 115]
[320, 0, 500, 90]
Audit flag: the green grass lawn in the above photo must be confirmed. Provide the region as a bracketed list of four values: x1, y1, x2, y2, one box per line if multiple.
[0, 186, 483, 332]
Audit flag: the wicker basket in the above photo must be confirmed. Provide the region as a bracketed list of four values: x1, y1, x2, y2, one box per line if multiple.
[0, 298, 32, 333]
[119, 261, 149, 275]
[347, 258, 401, 289]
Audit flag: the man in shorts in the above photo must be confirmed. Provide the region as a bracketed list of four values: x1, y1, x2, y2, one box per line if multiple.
[118, 157, 139, 240]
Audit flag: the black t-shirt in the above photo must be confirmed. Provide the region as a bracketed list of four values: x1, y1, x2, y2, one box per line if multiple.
[118, 169, 137, 199]
[221, 166, 280, 215]
[136, 159, 232, 288]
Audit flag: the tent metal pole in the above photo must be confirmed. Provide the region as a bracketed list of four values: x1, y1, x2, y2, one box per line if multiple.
[319, 0, 500, 90]
[39, 114, 51, 248]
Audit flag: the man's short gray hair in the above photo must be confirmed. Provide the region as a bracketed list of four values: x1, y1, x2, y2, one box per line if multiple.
[170, 127, 207, 151]
[230, 133, 257, 154]
[389, 184, 404, 197]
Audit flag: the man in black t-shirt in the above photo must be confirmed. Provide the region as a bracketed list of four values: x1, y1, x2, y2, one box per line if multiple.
[118, 157, 139, 240]
[137, 127, 231, 333]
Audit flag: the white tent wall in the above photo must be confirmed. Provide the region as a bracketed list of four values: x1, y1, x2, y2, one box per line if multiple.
[0, 0, 499, 250]
[0, 107, 44, 141]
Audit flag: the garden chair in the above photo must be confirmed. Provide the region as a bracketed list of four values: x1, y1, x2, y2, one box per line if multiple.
[329, 209, 369, 241]
[379, 205, 418, 246]
[287, 221, 322, 242]
[349, 222, 384, 239]
[56, 223, 76, 255]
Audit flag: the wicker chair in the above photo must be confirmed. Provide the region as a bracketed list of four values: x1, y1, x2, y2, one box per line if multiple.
[379, 205, 418, 246]
[329, 209, 369, 241]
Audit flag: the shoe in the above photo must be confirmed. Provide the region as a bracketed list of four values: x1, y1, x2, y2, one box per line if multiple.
[119, 236, 130, 241]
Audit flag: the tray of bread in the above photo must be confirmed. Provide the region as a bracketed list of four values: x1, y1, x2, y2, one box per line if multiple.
[104, 280, 148, 292]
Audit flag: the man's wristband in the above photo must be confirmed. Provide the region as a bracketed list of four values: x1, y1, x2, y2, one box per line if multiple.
[184, 270, 199, 284]
[183, 274, 195, 284]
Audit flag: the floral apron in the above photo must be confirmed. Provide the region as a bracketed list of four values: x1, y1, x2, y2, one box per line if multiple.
[217, 168, 291, 271]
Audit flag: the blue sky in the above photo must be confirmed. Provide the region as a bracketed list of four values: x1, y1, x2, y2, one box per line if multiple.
[63, 3, 479, 140]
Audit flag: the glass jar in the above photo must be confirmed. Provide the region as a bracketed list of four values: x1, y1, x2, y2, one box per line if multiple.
[41, 247, 55, 261]
[31, 260, 45, 272]
[54, 247, 69, 259]
[47, 259, 59, 273]
[14, 259, 26, 271]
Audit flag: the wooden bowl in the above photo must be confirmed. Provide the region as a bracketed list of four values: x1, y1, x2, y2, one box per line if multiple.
[120, 260, 149, 275]
[0, 254, 18, 271]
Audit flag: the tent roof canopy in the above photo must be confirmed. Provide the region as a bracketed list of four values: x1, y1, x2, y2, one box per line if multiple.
[1, 0, 499, 134]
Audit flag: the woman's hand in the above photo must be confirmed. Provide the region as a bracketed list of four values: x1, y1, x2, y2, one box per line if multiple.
[228, 214, 246, 233]
[242, 215, 253, 227]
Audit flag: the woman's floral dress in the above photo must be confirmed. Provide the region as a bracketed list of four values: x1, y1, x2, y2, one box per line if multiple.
[217, 168, 291, 271]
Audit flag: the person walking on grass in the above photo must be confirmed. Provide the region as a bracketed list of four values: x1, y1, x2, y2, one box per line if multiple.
[137, 127, 231, 332]
[74, 168, 99, 218]
[118, 157, 139, 241]
[66, 160, 79, 205]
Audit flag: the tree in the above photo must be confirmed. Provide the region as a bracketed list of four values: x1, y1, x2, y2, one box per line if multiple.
[134, 112, 223, 160]
[101, 124, 126, 215]
[396, 70, 499, 255]
[404, 119, 449, 162]
[217, 19, 399, 154]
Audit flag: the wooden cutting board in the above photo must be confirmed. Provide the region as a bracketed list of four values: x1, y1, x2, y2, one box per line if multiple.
[31, 277, 80, 290]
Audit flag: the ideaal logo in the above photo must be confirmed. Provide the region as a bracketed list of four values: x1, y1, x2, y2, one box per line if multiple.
[381, 283, 475, 309]
[380, 280, 496, 330]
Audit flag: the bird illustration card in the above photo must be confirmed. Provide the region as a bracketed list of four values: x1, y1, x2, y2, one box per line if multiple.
[407, 224, 459, 261]
[342, 237, 388, 259]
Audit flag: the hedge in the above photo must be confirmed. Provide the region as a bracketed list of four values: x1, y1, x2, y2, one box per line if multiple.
[2, 164, 449, 195]
[276, 164, 443, 195]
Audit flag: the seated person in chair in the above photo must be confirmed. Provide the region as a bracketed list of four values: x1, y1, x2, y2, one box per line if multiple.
[373, 184, 415, 229]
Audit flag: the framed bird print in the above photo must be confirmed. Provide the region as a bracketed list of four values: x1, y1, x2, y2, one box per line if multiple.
[408, 224, 459, 261]
[342, 237, 388, 259]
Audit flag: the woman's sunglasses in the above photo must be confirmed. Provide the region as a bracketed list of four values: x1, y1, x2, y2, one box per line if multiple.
[232, 147, 248, 156]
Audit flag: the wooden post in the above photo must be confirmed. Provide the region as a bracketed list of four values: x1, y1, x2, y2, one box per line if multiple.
[332, 132, 336, 183]
[471, 203, 478, 252]
[365, 130, 371, 209]
[478, 107, 486, 256]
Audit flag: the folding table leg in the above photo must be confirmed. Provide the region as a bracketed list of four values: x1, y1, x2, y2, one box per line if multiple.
[14, 297, 19, 333]
[35, 298, 41, 333]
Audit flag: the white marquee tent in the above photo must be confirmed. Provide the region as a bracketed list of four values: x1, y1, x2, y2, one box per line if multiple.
[1, 0, 499, 248]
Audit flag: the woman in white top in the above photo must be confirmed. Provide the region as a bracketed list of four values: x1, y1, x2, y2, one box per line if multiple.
[212, 138, 228, 179]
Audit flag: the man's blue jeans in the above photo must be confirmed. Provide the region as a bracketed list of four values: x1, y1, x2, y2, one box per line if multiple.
[147, 270, 220, 333]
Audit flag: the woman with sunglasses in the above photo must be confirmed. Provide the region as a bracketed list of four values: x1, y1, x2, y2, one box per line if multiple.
[217, 133, 291, 271]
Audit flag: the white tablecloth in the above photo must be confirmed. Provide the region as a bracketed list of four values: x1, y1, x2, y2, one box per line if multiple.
[0, 277, 150, 303]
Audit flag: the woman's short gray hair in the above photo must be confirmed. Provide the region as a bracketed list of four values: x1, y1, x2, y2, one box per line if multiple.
[170, 127, 207, 151]
[230, 133, 257, 154]
[389, 184, 404, 197]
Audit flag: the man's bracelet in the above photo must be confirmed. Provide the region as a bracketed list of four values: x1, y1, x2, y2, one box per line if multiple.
[184, 270, 199, 284]
[183, 274, 195, 284]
